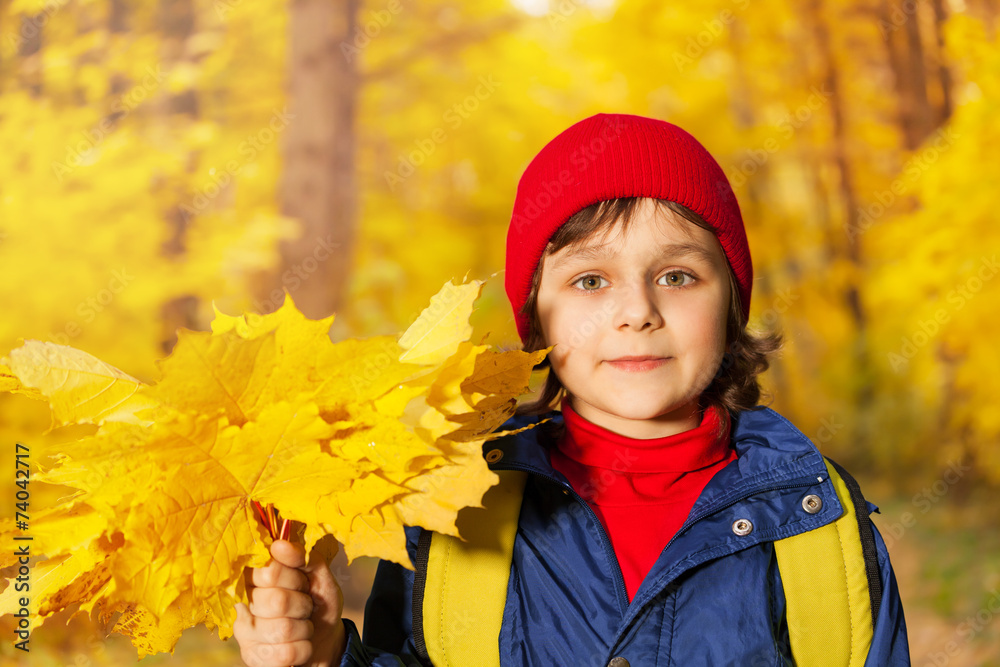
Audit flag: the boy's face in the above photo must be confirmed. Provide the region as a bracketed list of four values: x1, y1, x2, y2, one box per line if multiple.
[535, 199, 731, 438]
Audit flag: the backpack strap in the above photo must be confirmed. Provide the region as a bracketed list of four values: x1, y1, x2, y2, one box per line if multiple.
[825, 457, 883, 621]
[773, 457, 882, 666]
[411, 459, 883, 666]
[412, 469, 527, 667]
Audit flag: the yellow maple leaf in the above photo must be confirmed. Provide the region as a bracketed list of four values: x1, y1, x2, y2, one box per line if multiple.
[0, 359, 45, 400]
[0, 275, 549, 658]
[398, 275, 483, 365]
[2, 342, 156, 430]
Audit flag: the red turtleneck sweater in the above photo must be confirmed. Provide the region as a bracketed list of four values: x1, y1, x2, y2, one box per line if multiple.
[549, 396, 737, 603]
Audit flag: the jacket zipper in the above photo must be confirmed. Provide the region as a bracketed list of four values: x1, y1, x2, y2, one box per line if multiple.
[493, 463, 826, 613]
[492, 462, 631, 609]
[552, 476, 632, 608]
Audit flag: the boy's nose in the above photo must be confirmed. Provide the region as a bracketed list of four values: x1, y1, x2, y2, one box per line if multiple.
[615, 284, 664, 331]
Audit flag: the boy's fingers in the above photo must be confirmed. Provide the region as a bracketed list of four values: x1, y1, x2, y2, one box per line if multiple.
[251, 559, 309, 591]
[304, 545, 343, 624]
[249, 587, 314, 619]
[253, 639, 312, 667]
[232, 603, 255, 643]
[253, 616, 315, 644]
[241, 640, 309, 667]
[269, 538, 306, 569]
[233, 602, 249, 627]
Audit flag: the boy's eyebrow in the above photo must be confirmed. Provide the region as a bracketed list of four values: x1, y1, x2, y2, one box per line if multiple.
[549, 242, 718, 269]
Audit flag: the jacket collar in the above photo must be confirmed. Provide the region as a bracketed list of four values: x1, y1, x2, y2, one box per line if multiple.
[485, 405, 830, 491]
[485, 406, 843, 627]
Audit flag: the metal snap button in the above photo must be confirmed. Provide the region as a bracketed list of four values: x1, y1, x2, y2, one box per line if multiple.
[485, 448, 504, 463]
[607, 657, 630, 667]
[802, 494, 822, 514]
[732, 518, 753, 536]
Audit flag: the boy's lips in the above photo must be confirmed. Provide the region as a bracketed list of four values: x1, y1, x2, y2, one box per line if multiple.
[608, 355, 667, 361]
[604, 356, 671, 372]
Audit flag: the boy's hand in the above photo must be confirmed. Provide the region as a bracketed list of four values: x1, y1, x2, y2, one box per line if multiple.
[233, 539, 347, 667]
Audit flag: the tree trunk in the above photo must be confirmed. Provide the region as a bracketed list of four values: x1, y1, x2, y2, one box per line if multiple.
[266, 0, 360, 320]
[930, 0, 954, 126]
[805, 0, 874, 452]
[108, 0, 130, 96]
[17, 12, 44, 95]
[902, 0, 933, 143]
[159, 0, 201, 354]
[879, 0, 934, 149]
[726, 17, 793, 406]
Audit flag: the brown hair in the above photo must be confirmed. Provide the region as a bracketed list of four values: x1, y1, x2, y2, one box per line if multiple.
[507, 197, 783, 442]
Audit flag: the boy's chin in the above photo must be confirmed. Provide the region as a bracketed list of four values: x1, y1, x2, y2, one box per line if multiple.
[581, 395, 694, 423]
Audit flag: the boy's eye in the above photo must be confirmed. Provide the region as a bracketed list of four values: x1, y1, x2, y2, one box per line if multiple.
[573, 271, 693, 292]
[572, 275, 608, 291]
[658, 271, 694, 287]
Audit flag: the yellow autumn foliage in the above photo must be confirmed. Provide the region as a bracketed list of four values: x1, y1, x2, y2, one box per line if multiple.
[0, 277, 549, 658]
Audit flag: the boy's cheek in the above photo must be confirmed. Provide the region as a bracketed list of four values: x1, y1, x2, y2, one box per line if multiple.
[556, 307, 610, 351]
[677, 306, 728, 346]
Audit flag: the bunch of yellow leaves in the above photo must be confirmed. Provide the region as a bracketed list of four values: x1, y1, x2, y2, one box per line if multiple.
[0, 276, 549, 658]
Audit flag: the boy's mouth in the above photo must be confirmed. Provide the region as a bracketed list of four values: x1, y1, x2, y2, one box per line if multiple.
[609, 355, 667, 361]
[604, 356, 670, 372]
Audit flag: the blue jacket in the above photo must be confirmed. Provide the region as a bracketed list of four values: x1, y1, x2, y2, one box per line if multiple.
[338, 405, 910, 666]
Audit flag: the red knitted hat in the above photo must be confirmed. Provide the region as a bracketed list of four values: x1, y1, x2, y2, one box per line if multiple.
[505, 113, 753, 343]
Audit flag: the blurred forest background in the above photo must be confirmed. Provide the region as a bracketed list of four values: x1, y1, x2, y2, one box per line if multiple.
[1, 0, 999, 664]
